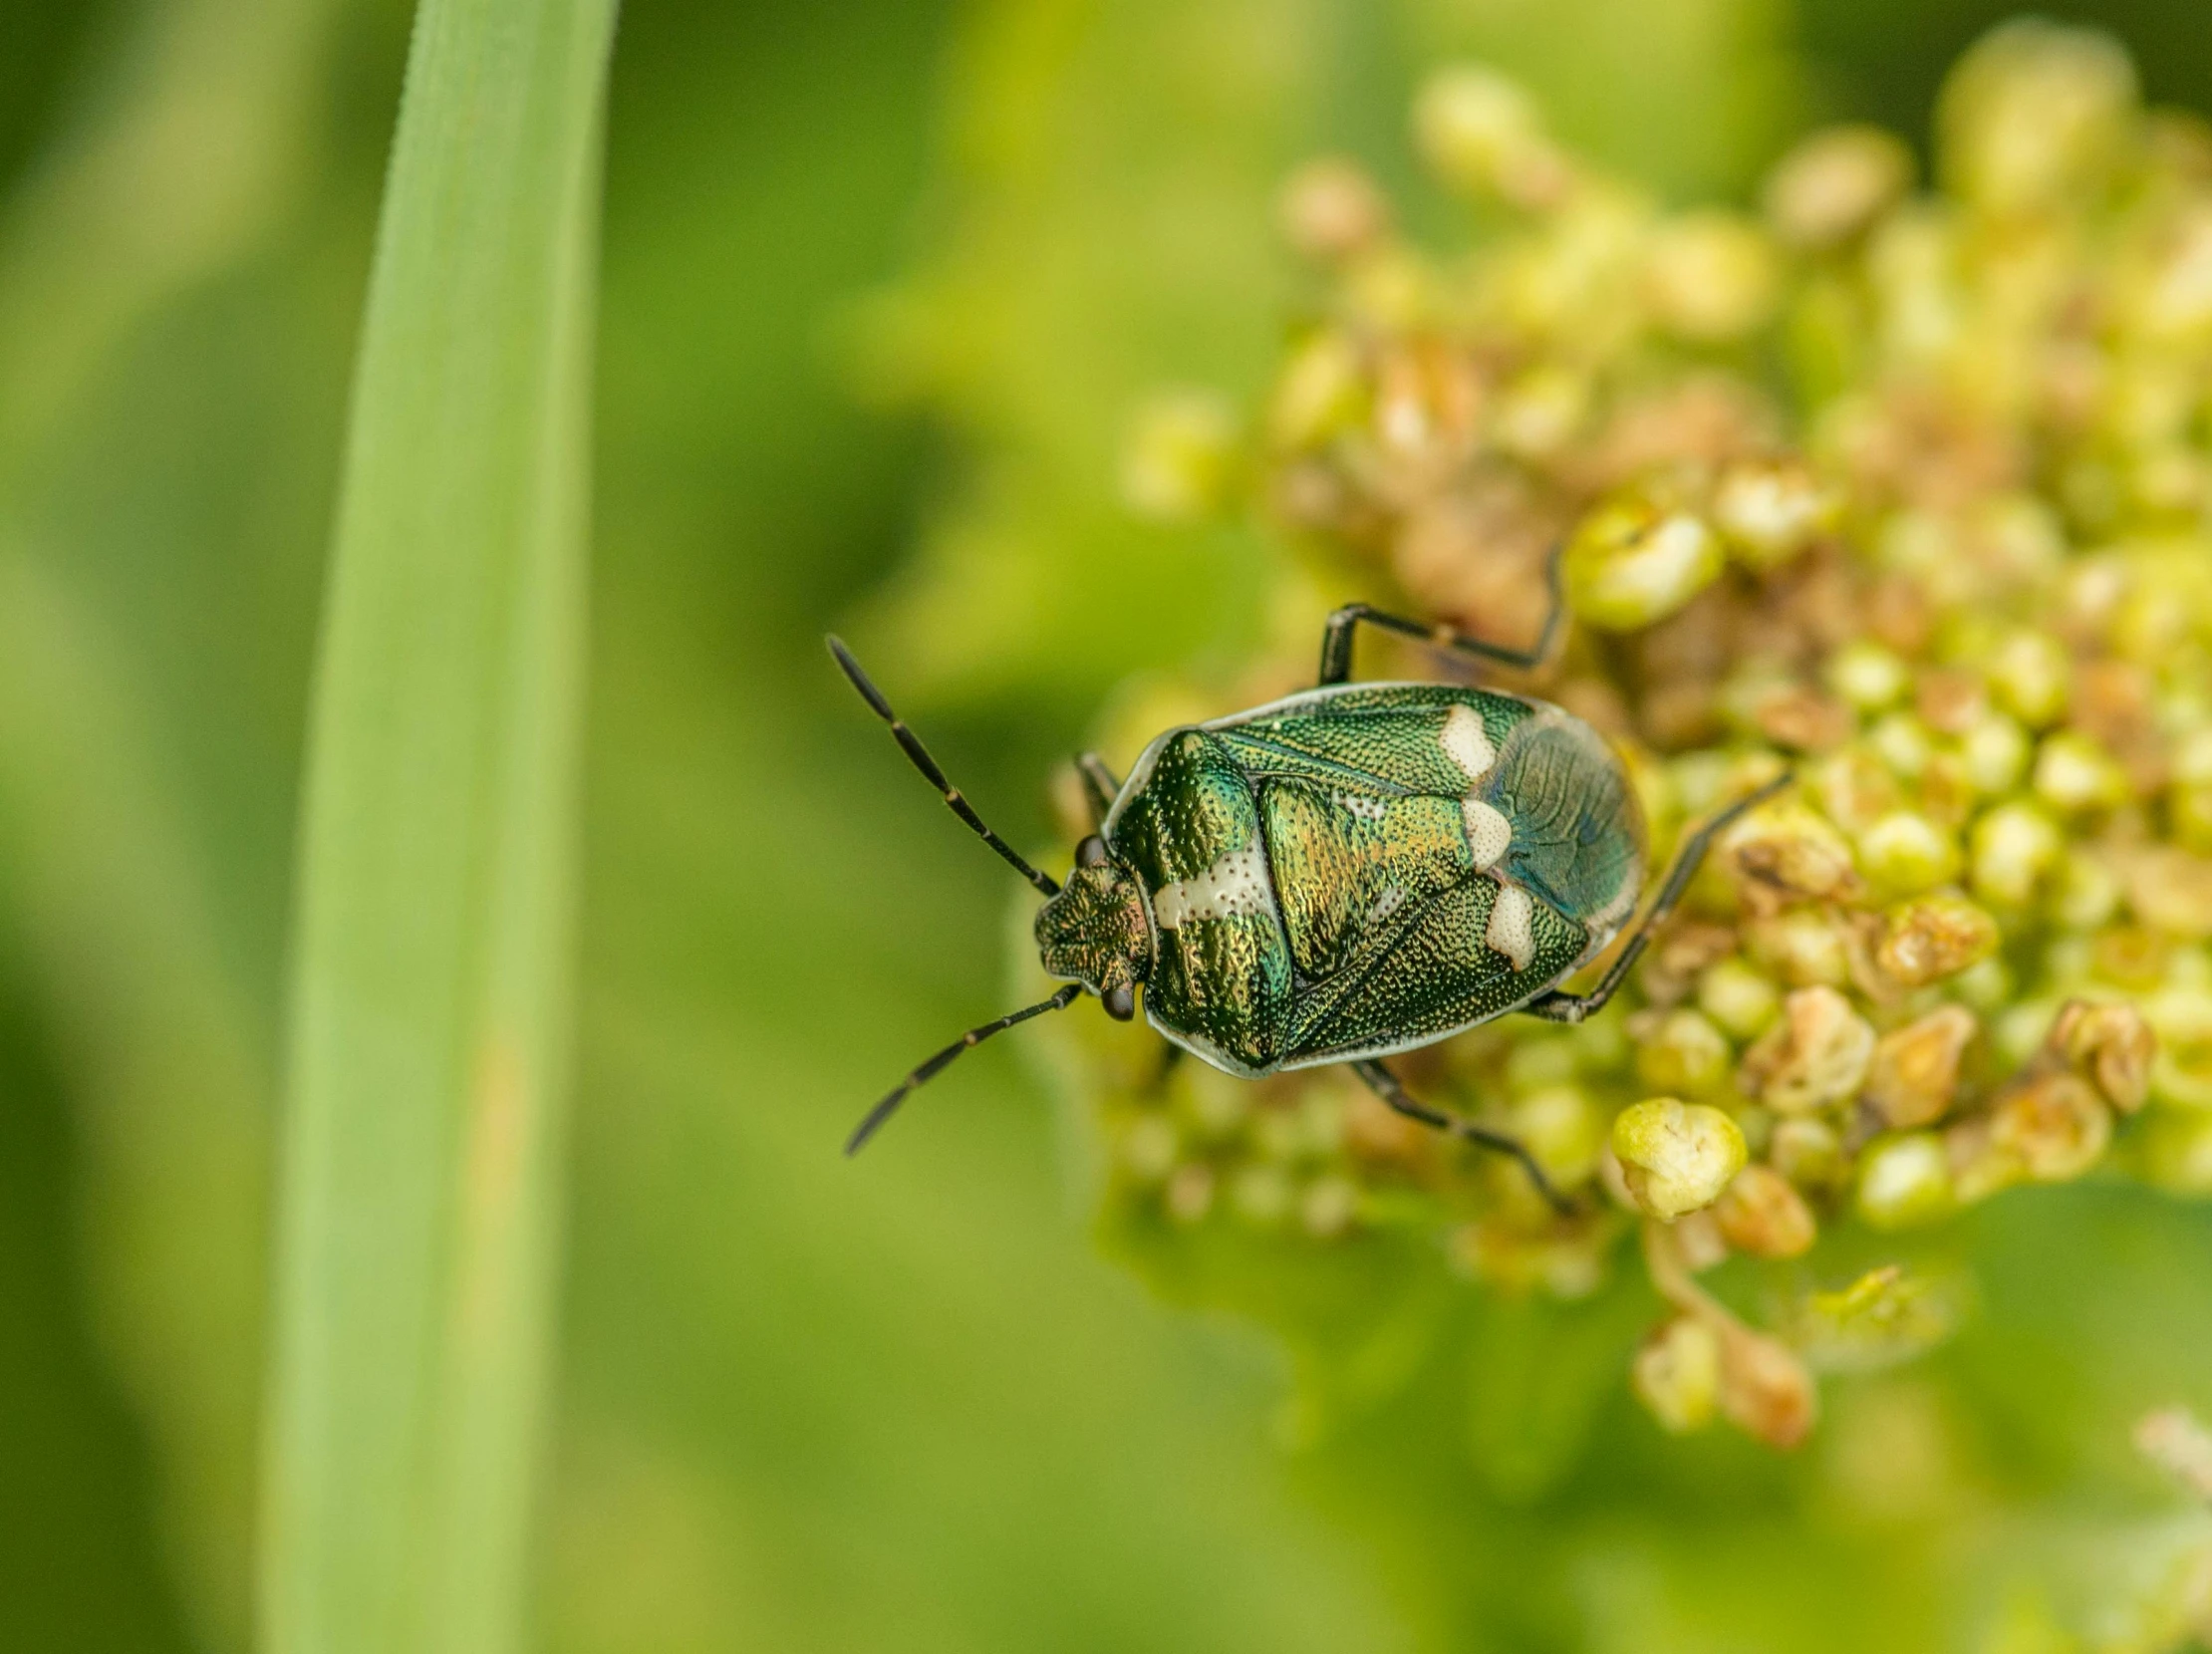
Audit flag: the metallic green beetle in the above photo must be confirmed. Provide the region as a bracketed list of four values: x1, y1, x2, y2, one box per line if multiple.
[830, 569, 1782, 1206]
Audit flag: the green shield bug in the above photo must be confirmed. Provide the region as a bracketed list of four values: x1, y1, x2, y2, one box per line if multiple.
[829, 559, 1785, 1209]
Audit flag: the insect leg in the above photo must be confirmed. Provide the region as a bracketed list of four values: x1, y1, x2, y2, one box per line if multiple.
[1351, 1058, 1572, 1216]
[1316, 543, 1564, 686]
[1521, 772, 1793, 1026]
[1075, 751, 1123, 827]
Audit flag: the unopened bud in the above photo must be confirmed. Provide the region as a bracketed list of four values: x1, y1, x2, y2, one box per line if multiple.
[1938, 19, 2138, 218]
[1633, 1316, 1722, 1433]
[1741, 985, 1876, 1113]
[1413, 65, 1569, 208]
[1763, 124, 1913, 249]
[1746, 909, 1853, 987]
[1864, 1004, 1979, 1129]
[1986, 631, 2072, 728]
[1267, 330, 1367, 449]
[1858, 809, 1962, 897]
[1857, 1132, 1956, 1229]
[1717, 1323, 1817, 1449]
[2124, 848, 2212, 941]
[1612, 1098, 1748, 1219]
[1960, 712, 2033, 795]
[1825, 640, 1910, 711]
[1969, 799, 2063, 907]
[1643, 211, 1780, 342]
[1876, 894, 2001, 986]
[1635, 1009, 1735, 1097]
[1696, 956, 1782, 1040]
[1712, 454, 1841, 571]
[1277, 156, 1390, 263]
[1770, 1116, 1845, 1189]
[1564, 489, 1725, 632]
[2031, 731, 2129, 814]
[1715, 1164, 1816, 1257]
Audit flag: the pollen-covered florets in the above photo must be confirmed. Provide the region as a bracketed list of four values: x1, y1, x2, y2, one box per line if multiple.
[1058, 20, 2212, 1450]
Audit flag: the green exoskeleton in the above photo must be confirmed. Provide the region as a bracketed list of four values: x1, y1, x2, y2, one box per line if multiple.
[830, 563, 1783, 1209]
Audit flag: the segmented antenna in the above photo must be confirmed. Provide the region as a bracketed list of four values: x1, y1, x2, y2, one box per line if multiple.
[847, 984, 1084, 1154]
[827, 636, 1059, 898]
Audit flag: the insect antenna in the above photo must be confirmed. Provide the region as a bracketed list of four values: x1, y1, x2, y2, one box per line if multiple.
[847, 983, 1084, 1154]
[827, 635, 1059, 898]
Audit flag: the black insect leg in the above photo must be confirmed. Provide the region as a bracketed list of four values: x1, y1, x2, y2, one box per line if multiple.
[1521, 773, 1793, 1026]
[1351, 1058, 1572, 1216]
[1075, 751, 1123, 827]
[1317, 544, 1565, 686]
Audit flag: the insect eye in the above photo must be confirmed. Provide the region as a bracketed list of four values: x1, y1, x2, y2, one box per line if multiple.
[1102, 981, 1135, 1021]
[1077, 835, 1110, 870]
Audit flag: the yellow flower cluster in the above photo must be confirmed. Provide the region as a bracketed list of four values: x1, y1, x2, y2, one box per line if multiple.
[1077, 20, 2212, 1448]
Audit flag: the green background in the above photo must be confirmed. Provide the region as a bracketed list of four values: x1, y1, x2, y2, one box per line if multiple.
[7, 0, 2212, 1648]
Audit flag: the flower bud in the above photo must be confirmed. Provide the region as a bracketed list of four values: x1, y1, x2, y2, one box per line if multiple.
[1741, 985, 1876, 1113]
[1960, 712, 2032, 795]
[1696, 956, 1782, 1040]
[1267, 330, 1366, 449]
[1876, 895, 2001, 986]
[1969, 799, 2063, 907]
[1511, 1084, 1606, 1186]
[1644, 212, 1780, 342]
[1859, 810, 1962, 897]
[1770, 1117, 1844, 1190]
[2124, 848, 2212, 940]
[1746, 908, 1853, 987]
[1824, 641, 1910, 712]
[1412, 65, 1569, 208]
[1713, 455, 1841, 571]
[1937, 19, 2137, 218]
[1277, 157, 1390, 263]
[1864, 1004, 1979, 1129]
[1857, 1132, 1956, 1229]
[1564, 488, 1725, 632]
[1717, 1323, 1817, 1449]
[1635, 1009, 1735, 1097]
[1715, 1164, 1817, 1257]
[1612, 1098, 1748, 1219]
[2052, 999, 2155, 1112]
[1633, 1316, 1721, 1433]
[1764, 125, 1913, 249]
[1986, 631, 2072, 728]
[1120, 389, 1240, 522]
[2031, 731, 2128, 813]
[1490, 364, 1588, 461]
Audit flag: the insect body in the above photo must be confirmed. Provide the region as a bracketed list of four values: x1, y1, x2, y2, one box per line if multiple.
[831, 571, 1782, 1207]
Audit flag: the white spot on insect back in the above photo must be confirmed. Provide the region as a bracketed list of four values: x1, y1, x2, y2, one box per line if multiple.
[1334, 792, 1386, 824]
[1152, 846, 1273, 931]
[1440, 703, 1497, 784]
[1461, 797, 1512, 870]
[1486, 880, 1535, 970]
[1367, 884, 1406, 925]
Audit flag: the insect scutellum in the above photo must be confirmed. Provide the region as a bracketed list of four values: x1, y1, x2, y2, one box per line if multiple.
[830, 568, 1788, 1211]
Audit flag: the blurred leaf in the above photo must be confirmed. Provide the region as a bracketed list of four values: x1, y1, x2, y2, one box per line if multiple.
[258, 0, 613, 1648]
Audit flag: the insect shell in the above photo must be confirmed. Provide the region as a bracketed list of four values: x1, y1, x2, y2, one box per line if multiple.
[1036, 684, 1644, 1076]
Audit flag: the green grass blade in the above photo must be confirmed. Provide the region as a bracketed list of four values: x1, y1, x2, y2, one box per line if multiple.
[259, 0, 616, 1648]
